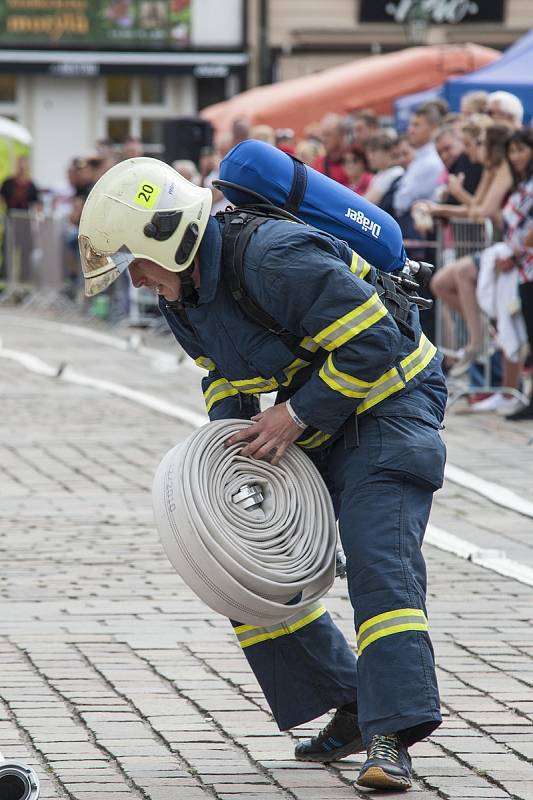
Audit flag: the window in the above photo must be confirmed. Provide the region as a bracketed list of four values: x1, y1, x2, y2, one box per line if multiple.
[0, 75, 16, 103]
[105, 76, 132, 104]
[0, 74, 20, 123]
[100, 75, 173, 157]
[141, 119, 163, 146]
[139, 76, 164, 104]
[107, 118, 131, 144]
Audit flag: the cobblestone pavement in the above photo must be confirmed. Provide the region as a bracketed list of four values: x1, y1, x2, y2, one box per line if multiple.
[1, 310, 533, 800]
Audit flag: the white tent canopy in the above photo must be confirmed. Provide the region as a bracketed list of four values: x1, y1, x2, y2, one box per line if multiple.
[0, 116, 32, 147]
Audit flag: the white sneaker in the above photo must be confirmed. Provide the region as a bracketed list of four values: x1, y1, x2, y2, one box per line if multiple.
[470, 393, 518, 413]
[497, 397, 527, 416]
[449, 348, 482, 379]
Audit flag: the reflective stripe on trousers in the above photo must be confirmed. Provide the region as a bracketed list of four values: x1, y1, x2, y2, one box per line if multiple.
[230, 603, 358, 732]
[234, 602, 327, 648]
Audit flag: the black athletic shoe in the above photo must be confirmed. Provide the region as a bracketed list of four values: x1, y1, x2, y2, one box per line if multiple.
[294, 708, 364, 763]
[357, 733, 412, 790]
[505, 403, 533, 421]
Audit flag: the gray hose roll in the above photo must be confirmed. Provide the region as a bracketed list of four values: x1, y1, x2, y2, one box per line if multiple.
[152, 419, 337, 626]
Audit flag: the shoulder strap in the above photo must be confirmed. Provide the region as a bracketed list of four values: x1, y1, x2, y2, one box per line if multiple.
[222, 211, 289, 336]
[284, 157, 308, 215]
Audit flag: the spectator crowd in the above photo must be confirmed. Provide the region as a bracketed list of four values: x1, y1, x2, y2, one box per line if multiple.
[1, 88, 532, 420]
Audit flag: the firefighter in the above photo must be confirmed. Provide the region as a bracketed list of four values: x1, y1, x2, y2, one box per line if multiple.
[79, 157, 447, 792]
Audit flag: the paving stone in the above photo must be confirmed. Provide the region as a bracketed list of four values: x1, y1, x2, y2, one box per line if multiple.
[2, 310, 533, 800]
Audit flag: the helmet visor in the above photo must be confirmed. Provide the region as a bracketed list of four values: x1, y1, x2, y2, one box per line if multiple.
[79, 235, 135, 297]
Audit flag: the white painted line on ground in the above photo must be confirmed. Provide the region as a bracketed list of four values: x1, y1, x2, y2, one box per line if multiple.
[59, 323, 185, 372]
[0, 346, 206, 429]
[445, 463, 533, 519]
[2, 313, 185, 372]
[426, 524, 533, 588]
[0, 347, 57, 377]
[62, 367, 206, 428]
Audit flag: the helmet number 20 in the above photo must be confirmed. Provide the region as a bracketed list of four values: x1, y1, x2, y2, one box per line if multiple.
[134, 181, 161, 209]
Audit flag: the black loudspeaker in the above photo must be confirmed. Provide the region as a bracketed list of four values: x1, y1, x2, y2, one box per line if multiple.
[162, 117, 214, 167]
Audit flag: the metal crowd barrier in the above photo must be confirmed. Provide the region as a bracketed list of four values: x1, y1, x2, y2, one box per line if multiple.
[0, 209, 166, 330]
[128, 285, 163, 329]
[434, 217, 492, 364]
[0, 209, 77, 315]
[432, 217, 527, 406]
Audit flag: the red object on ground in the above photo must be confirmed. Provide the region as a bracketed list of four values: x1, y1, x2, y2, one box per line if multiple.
[202, 44, 499, 139]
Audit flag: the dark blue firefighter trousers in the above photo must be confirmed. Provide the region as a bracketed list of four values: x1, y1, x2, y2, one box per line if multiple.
[232, 408, 446, 747]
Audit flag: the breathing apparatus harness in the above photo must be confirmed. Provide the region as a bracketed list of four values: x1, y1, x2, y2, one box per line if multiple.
[169, 173, 436, 451]
[211, 174, 434, 346]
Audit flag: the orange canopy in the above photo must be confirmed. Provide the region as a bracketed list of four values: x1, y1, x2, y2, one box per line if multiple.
[202, 43, 499, 138]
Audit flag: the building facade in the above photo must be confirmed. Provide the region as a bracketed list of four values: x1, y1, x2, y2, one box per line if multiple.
[1, 0, 531, 187]
[247, 0, 532, 83]
[0, 0, 246, 187]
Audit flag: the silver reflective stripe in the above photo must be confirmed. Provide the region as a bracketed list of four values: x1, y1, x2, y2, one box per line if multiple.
[320, 357, 371, 398]
[234, 601, 327, 648]
[230, 376, 279, 393]
[204, 378, 239, 412]
[299, 336, 320, 354]
[283, 357, 312, 386]
[297, 430, 332, 449]
[401, 334, 437, 381]
[350, 251, 371, 280]
[357, 367, 404, 413]
[358, 614, 427, 650]
[356, 608, 428, 656]
[315, 295, 386, 351]
[195, 356, 216, 371]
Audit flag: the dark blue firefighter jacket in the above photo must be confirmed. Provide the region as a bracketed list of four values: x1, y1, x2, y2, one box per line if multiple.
[159, 216, 447, 450]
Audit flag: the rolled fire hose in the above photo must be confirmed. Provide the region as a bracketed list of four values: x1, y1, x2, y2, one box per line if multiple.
[0, 754, 39, 800]
[152, 419, 337, 626]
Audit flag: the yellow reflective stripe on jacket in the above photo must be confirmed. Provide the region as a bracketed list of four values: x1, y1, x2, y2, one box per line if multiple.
[356, 333, 437, 413]
[281, 336, 321, 386]
[297, 429, 332, 449]
[400, 333, 437, 382]
[204, 378, 239, 412]
[357, 608, 428, 656]
[230, 375, 279, 394]
[350, 251, 371, 280]
[313, 293, 388, 351]
[234, 603, 327, 649]
[300, 336, 320, 354]
[282, 357, 312, 386]
[195, 356, 216, 371]
[298, 332, 438, 449]
[357, 366, 405, 414]
[319, 355, 373, 398]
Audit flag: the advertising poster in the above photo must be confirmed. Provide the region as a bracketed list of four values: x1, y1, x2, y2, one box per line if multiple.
[359, 1, 505, 25]
[0, 0, 191, 49]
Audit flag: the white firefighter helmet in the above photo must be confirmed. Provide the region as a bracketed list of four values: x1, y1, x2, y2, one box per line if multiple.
[78, 157, 212, 296]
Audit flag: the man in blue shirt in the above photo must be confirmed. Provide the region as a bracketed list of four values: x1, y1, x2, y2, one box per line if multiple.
[394, 106, 444, 220]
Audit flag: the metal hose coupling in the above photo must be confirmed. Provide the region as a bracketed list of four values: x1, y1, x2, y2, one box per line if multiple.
[152, 419, 337, 627]
[0, 758, 40, 800]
